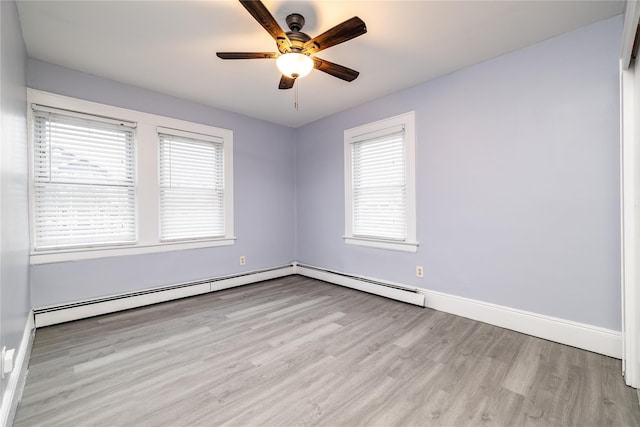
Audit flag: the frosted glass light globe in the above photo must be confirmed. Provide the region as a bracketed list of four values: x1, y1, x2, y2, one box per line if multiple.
[276, 53, 314, 79]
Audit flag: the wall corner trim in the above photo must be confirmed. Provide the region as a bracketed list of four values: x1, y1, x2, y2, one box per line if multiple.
[0, 310, 35, 427]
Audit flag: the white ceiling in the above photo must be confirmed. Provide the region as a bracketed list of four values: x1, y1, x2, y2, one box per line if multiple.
[16, 1, 624, 128]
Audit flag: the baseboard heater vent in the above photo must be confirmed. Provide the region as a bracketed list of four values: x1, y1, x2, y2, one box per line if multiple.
[34, 265, 294, 328]
[295, 263, 425, 307]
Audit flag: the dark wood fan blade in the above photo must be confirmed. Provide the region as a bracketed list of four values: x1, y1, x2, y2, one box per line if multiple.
[313, 57, 359, 82]
[279, 75, 296, 90]
[303, 16, 366, 55]
[239, 0, 291, 53]
[216, 52, 279, 59]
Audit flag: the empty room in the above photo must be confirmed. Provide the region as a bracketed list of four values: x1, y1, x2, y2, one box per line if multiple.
[2, 0, 640, 425]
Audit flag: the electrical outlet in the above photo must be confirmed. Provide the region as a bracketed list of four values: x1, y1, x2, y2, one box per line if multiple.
[2, 347, 14, 376]
[240, 256, 246, 265]
[416, 266, 424, 278]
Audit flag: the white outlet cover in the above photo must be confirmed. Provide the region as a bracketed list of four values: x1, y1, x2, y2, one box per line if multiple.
[2, 348, 14, 374]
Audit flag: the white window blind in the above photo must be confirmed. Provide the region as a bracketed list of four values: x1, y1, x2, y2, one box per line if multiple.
[159, 129, 225, 241]
[351, 125, 407, 241]
[32, 106, 136, 250]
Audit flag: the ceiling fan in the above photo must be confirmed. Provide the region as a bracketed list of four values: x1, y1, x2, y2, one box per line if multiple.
[217, 0, 367, 90]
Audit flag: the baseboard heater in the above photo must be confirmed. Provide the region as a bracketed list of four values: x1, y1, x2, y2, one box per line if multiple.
[294, 263, 425, 307]
[34, 263, 424, 327]
[34, 265, 294, 327]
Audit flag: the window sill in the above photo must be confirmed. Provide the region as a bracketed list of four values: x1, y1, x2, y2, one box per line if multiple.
[30, 237, 236, 265]
[344, 236, 419, 253]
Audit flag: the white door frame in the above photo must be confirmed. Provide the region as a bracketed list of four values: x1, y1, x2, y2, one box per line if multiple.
[620, 0, 640, 391]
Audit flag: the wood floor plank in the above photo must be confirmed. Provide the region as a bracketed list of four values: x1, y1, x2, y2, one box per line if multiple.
[14, 275, 640, 426]
[502, 336, 546, 396]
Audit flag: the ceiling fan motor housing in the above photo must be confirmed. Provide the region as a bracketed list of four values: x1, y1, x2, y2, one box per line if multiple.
[284, 13, 310, 52]
[286, 13, 305, 31]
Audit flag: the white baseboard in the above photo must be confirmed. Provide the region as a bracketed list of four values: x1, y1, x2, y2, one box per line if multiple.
[294, 264, 621, 359]
[1, 310, 35, 427]
[35, 266, 294, 327]
[32, 263, 622, 359]
[295, 264, 425, 307]
[419, 287, 622, 359]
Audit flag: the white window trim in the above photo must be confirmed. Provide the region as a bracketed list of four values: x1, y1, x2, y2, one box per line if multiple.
[31, 105, 138, 250]
[158, 127, 227, 242]
[27, 89, 235, 265]
[343, 111, 418, 253]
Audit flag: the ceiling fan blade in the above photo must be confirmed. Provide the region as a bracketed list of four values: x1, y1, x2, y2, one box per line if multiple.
[216, 52, 279, 60]
[313, 57, 359, 82]
[303, 17, 367, 55]
[279, 75, 296, 90]
[239, 0, 291, 53]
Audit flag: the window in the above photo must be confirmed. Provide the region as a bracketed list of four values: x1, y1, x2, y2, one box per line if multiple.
[159, 128, 225, 241]
[31, 105, 136, 250]
[344, 111, 418, 252]
[28, 89, 235, 264]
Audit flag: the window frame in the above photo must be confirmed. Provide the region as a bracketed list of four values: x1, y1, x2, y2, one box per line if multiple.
[158, 127, 227, 242]
[31, 105, 138, 251]
[27, 89, 235, 265]
[343, 111, 418, 252]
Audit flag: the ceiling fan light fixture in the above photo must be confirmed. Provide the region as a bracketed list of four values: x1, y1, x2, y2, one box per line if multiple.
[276, 53, 314, 79]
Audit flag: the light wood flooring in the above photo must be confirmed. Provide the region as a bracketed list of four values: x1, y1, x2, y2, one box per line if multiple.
[14, 275, 640, 426]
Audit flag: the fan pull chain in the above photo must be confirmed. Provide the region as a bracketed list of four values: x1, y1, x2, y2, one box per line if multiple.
[294, 81, 299, 111]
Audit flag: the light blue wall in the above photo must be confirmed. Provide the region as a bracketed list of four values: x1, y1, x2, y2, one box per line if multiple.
[295, 16, 623, 330]
[28, 60, 297, 307]
[25, 16, 624, 331]
[1, 0, 31, 401]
